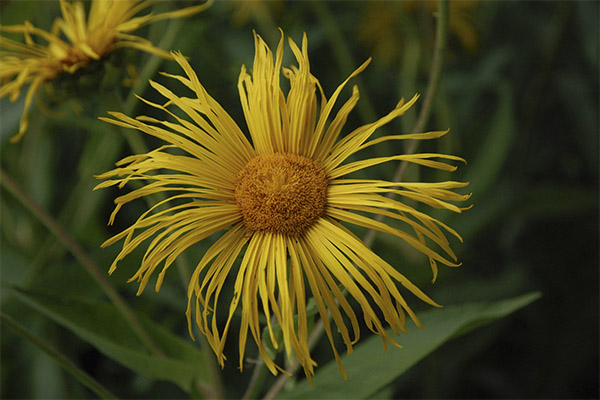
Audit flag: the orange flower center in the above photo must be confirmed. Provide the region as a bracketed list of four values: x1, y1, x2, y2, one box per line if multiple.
[234, 153, 328, 236]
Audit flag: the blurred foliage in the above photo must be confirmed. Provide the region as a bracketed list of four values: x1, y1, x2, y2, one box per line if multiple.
[1, 1, 598, 399]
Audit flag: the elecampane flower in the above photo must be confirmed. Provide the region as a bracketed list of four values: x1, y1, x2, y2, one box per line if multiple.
[0, 0, 211, 142]
[96, 32, 470, 380]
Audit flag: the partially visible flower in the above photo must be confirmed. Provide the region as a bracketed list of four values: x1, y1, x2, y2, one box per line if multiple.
[0, 0, 212, 142]
[358, 0, 479, 65]
[96, 32, 470, 380]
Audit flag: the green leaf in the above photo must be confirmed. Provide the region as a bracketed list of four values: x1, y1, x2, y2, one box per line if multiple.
[283, 292, 541, 399]
[10, 287, 211, 393]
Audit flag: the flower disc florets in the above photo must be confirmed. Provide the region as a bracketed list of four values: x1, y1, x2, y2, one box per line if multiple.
[234, 152, 328, 236]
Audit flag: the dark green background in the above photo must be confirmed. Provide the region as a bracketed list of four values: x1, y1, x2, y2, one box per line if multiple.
[1, 1, 598, 398]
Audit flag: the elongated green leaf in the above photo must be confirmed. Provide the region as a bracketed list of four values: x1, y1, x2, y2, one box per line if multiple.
[284, 292, 541, 399]
[10, 287, 210, 392]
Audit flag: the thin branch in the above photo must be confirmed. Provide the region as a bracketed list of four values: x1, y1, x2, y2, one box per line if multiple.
[363, 0, 450, 247]
[262, 319, 324, 400]
[241, 357, 265, 400]
[241, 313, 280, 400]
[119, 18, 185, 156]
[412, 1, 450, 136]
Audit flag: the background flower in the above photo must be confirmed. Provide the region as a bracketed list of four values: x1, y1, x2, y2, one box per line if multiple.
[0, 0, 211, 142]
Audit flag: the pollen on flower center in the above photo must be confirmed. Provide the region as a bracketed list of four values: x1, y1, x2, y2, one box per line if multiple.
[234, 153, 328, 236]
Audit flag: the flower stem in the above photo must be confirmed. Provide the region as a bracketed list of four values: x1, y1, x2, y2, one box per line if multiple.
[412, 0, 449, 136]
[241, 357, 265, 400]
[1, 311, 119, 399]
[363, 0, 450, 248]
[124, 19, 184, 113]
[241, 314, 280, 400]
[262, 319, 324, 400]
[0, 168, 165, 358]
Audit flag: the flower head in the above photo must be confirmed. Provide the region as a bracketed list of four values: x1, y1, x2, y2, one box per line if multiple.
[96, 32, 470, 380]
[0, 0, 211, 142]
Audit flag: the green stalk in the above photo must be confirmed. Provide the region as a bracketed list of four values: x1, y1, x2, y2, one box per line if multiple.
[1, 312, 118, 399]
[262, 319, 324, 400]
[363, 0, 450, 248]
[0, 169, 165, 358]
[411, 0, 449, 135]
[241, 314, 280, 400]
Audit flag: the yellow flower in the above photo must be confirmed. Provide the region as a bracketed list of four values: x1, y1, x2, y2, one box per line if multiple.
[0, 0, 212, 143]
[96, 32, 470, 380]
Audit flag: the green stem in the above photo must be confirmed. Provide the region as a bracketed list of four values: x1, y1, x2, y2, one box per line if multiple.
[363, 0, 449, 248]
[0, 169, 165, 358]
[1, 312, 118, 400]
[179, 255, 225, 399]
[411, 0, 449, 136]
[241, 314, 281, 400]
[241, 359, 265, 400]
[262, 317, 324, 400]
[198, 333, 225, 399]
[120, 18, 187, 155]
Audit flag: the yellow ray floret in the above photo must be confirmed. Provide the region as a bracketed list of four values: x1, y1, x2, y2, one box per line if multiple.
[96, 31, 470, 381]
